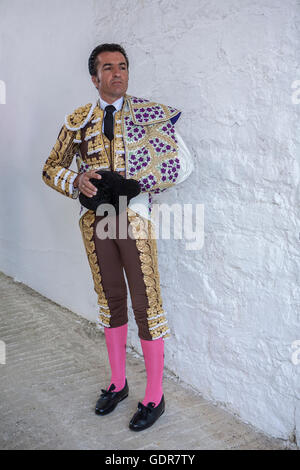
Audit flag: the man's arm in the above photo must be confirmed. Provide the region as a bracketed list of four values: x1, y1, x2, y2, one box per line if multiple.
[42, 124, 80, 199]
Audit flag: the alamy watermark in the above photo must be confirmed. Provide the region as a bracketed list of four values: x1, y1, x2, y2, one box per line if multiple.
[0, 340, 6, 364]
[95, 197, 204, 251]
[0, 80, 6, 104]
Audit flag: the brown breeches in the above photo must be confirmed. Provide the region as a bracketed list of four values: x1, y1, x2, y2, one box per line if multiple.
[78, 206, 171, 341]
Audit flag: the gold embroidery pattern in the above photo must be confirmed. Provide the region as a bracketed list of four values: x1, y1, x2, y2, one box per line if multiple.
[65, 103, 93, 129]
[113, 110, 126, 170]
[73, 106, 127, 217]
[42, 125, 79, 199]
[127, 207, 171, 340]
[67, 98, 177, 191]
[79, 210, 111, 327]
[75, 154, 109, 174]
[83, 106, 126, 171]
[73, 129, 82, 143]
[86, 107, 106, 158]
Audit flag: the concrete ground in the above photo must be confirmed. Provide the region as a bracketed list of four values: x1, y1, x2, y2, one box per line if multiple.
[0, 271, 293, 450]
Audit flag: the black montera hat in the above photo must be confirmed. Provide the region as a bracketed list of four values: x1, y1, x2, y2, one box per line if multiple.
[79, 170, 141, 214]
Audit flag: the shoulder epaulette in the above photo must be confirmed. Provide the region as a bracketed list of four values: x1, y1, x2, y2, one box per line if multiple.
[64, 102, 97, 131]
[126, 95, 181, 126]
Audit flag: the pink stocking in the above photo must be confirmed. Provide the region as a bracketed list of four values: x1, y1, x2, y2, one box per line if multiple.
[140, 336, 164, 408]
[104, 323, 128, 392]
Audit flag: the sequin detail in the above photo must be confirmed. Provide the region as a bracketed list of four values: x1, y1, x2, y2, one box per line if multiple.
[79, 210, 111, 327]
[127, 207, 171, 340]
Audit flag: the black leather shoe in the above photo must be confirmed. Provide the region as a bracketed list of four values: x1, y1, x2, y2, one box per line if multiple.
[129, 394, 165, 431]
[95, 379, 129, 415]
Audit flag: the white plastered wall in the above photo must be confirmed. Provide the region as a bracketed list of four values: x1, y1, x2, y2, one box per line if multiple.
[0, 0, 299, 445]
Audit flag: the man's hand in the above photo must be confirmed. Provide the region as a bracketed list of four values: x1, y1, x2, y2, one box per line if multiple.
[74, 170, 102, 198]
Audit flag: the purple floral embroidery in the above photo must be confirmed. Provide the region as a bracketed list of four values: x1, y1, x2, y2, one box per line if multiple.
[128, 147, 151, 176]
[159, 122, 178, 144]
[158, 158, 181, 184]
[149, 137, 177, 155]
[124, 98, 181, 194]
[129, 96, 180, 125]
[131, 96, 150, 104]
[78, 162, 91, 173]
[138, 173, 158, 191]
[125, 116, 146, 142]
[133, 105, 166, 123]
[151, 187, 167, 194]
[148, 192, 153, 214]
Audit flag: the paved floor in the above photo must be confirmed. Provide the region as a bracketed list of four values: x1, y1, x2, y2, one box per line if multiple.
[0, 271, 293, 450]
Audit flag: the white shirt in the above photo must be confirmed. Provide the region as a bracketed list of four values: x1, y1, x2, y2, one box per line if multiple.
[99, 95, 124, 133]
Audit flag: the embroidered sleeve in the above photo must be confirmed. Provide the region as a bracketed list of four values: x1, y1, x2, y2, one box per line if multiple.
[42, 124, 80, 199]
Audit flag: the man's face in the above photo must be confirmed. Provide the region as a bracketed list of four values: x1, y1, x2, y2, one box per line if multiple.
[91, 51, 129, 102]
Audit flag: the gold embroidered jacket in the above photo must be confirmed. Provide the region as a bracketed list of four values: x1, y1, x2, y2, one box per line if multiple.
[42, 94, 187, 203]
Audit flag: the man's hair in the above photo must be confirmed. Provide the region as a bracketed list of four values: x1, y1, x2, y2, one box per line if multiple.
[88, 43, 129, 76]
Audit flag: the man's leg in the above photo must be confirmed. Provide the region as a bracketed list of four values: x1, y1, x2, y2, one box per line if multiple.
[140, 337, 164, 407]
[79, 210, 128, 392]
[104, 323, 127, 392]
[118, 207, 171, 341]
[116, 207, 170, 407]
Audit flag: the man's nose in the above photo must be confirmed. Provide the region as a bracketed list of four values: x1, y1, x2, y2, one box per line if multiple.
[113, 68, 121, 77]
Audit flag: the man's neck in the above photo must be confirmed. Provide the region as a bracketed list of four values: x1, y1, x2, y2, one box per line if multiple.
[99, 94, 125, 113]
[99, 93, 125, 105]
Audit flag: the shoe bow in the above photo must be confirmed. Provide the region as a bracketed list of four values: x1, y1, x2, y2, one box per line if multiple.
[99, 388, 115, 398]
[137, 401, 155, 419]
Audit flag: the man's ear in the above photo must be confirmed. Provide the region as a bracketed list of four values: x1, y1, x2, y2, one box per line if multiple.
[91, 75, 99, 89]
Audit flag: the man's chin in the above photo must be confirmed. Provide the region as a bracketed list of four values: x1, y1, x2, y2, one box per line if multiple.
[116, 86, 126, 91]
[109, 88, 127, 98]
[99, 86, 128, 102]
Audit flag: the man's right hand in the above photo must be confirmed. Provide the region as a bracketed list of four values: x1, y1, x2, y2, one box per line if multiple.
[74, 170, 102, 198]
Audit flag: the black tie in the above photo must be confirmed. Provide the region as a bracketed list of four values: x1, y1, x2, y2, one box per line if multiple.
[104, 105, 116, 141]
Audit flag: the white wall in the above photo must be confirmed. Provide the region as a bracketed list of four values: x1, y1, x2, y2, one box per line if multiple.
[0, 0, 299, 445]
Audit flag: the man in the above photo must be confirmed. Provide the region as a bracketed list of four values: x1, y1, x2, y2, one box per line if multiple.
[42, 43, 193, 431]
